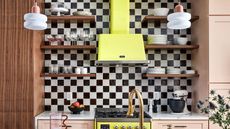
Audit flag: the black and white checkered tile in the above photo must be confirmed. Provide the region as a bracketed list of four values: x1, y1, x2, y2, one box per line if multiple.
[44, 0, 192, 112]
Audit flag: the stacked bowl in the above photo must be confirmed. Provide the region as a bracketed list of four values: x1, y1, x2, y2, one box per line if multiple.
[148, 35, 168, 45]
[147, 67, 166, 74]
[167, 68, 181, 74]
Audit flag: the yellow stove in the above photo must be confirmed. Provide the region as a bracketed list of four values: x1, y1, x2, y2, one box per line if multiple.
[95, 108, 152, 129]
[96, 122, 151, 129]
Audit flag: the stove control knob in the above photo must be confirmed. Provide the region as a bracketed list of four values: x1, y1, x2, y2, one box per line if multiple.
[122, 126, 126, 129]
[114, 126, 118, 129]
[128, 126, 132, 129]
[114, 126, 119, 129]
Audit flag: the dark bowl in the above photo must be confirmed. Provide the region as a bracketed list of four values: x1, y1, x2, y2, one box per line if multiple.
[68, 106, 84, 114]
[168, 99, 185, 113]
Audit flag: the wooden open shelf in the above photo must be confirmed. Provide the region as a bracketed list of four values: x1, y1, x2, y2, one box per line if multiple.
[143, 74, 199, 78]
[41, 73, 96, 78]
[142, 16, 199, 24]
[145, 44, 199, 50]
[47, 16, 95, 23]
[40, 45, 96, 50]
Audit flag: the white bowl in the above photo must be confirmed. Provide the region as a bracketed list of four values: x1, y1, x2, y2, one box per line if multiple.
[167, 68, 181, 74]
[73, 11, 92, 16]
[185, 70, 196, 74]
[152, 8, 169, 16]
[175, 37, 188, 45]
[148, 35, 167, 44]
[147, 67, 166, 74]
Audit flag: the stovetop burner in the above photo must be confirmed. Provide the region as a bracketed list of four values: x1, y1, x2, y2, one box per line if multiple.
[95, 108, 152, 120]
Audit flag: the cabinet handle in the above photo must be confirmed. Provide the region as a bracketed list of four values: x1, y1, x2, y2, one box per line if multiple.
[163, 124, 172, 129]
[61, 115, 72, 129]
[62, 125, 72, 129]
[174, 126, 187, 128]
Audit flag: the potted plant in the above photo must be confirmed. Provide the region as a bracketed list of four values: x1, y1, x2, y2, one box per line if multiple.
[197, 90, 230, 129]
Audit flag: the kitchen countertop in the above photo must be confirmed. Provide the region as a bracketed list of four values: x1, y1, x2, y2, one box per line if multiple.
[150, 113, 208, 120]
[35, 111, 95, 120]
[35, 111, 208, 121]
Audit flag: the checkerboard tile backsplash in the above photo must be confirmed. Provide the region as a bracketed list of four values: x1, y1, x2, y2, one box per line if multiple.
[44, 0, 193, 112]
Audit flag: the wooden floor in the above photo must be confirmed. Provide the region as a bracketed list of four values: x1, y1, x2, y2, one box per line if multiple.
[0, 0, 35, 129]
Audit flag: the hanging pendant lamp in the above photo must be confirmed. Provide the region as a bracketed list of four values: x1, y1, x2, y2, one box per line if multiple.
[167, 1, 191, 30]
[24, 0, 48, 30]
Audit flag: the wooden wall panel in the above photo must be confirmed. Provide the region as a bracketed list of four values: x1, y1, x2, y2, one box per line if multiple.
[0, 0, 40, 129]
[190, 0, 209, 112]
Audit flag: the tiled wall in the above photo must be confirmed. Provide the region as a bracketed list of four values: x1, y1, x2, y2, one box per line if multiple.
[44, 0, 192, 112]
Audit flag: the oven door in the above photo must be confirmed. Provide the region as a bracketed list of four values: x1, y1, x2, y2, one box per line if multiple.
[96, 122, 151, 129]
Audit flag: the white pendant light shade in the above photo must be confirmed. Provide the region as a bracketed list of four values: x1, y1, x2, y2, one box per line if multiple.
[24, 1, 47, 30]
[24, 21, 47, 30]
[167, 12, 191, 21]
[24, 13, 47, 22]
[167, 2, 191, 30]
[167, 20, 191, 30]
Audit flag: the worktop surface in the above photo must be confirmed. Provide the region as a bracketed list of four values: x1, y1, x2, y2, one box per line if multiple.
[35, 111, 208, 121]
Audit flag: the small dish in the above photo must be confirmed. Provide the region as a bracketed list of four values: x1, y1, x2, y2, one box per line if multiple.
[167, 68, 181, 74]
[73, 11, 92, 16]
[175, 37, 188, 45]
[148, 35, 168, 45]
[151, 8, 169, 16]
[68, 106, 84, 114]
[185, 70, 196, 74]
[147, 67, 166, 74]
[50, 3, 69, 16]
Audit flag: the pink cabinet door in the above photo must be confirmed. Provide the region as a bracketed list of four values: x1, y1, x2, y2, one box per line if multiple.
[209, 16, 230, 83]
[210, 0, 230, 15]
[37, 120, 94, 129]
[209, 84, 230, 129]
[152, 121, 208, 129]
[209, 123, 222, 129]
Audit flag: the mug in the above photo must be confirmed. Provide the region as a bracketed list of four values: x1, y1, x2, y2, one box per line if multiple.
[75, 68, 81, 74]
[81, 68, 88, 74]
[53, 65, 59, 74]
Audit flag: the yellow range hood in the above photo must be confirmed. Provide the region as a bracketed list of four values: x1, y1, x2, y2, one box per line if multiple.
[96, 0, 148, 65]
